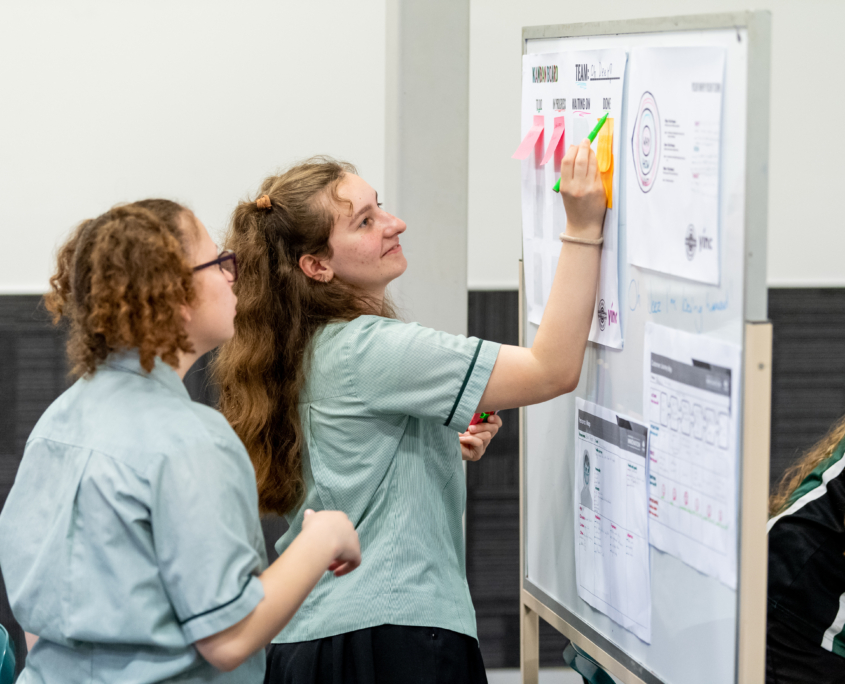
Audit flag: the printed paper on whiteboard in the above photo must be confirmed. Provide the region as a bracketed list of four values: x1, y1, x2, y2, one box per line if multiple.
[626, 47, 726, 285]
[575, 398, 651, 642]
[519, 49, 627, 349]
[644, 323, 740, 588]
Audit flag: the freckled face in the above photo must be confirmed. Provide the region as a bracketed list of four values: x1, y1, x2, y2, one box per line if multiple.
[324, 174, 407, 297]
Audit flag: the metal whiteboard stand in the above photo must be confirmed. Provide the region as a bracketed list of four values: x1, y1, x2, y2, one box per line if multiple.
[518, 12, 772, 684]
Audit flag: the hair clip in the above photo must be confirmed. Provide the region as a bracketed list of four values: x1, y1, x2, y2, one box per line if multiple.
[256, 195, 272, 210]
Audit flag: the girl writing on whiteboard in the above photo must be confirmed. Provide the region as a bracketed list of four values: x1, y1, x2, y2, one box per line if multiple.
[0, 200, 360, 684]
[213, 139, 607, 682]
[767, 419, 845, 683]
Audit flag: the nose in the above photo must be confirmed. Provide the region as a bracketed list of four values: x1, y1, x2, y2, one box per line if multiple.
[383, 211, 406, 237]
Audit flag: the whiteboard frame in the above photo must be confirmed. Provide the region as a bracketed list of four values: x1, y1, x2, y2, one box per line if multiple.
[519, 12, 772, 684]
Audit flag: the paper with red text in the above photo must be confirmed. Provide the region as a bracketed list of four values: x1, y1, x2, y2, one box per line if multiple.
[575, 398, 651, 642]
[644, 323, 740, 588]
[626, 47, 726, 284]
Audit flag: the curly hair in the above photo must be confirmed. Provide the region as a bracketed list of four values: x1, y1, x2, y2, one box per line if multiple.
[212, 157, 395, 516]
[44, 200, 198, 377]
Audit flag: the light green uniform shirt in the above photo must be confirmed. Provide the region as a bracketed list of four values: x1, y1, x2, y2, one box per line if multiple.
[0, 352, 267, 683]
[273, 316, 501, 643]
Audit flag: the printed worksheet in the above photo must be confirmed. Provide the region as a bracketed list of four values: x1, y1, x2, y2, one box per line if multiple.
[626, 47, 726, 285]
[575, 399, 651, 642]
[644, 323, 741, 588]
[518, 49, 627, 348]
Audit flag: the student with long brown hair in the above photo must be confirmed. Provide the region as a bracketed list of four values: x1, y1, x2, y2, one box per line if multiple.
[0, 200, 360, 684]
[214, 139, 607, 682]
[767, 418, 845, 683]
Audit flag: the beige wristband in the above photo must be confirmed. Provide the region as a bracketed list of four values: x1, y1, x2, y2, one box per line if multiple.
[559, 233, 604, 246]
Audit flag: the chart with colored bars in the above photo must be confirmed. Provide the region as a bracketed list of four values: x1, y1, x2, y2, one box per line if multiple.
[644, 323, 740, 588]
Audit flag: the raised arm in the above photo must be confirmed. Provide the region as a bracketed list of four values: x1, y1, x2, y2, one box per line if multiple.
[195, 510, 359, 672]
[477, 138, 607, 412]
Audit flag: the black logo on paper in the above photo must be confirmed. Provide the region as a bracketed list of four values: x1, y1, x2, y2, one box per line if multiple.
[597, 299, 607, 331]
[685, 225, 697, 261]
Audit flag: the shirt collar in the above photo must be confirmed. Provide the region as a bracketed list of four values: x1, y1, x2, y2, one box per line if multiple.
[104, 349, 192, 401]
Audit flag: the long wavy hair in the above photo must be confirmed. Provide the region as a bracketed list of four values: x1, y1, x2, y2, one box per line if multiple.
[213, 157, 395, 516]
[770, 414, 845, 516]
[44, 200, 197, 377]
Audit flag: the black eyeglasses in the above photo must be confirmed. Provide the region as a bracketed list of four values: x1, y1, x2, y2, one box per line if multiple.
[193, 250, 238, 282]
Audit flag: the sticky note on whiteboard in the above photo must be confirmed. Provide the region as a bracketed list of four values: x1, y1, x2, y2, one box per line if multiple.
[512, 115, 545, 160]
[540, 116, 565, 166]
[597, 117, 614, 208]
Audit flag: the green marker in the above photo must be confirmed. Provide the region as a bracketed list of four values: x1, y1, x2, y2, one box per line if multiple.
[552, 112, 610, 193]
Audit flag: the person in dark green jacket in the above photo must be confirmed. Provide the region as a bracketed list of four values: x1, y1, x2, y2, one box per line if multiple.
[768, 416, 845, 684]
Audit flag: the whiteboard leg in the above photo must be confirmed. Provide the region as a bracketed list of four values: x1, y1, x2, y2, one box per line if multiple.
[521, 602, 539, 684]
[738, 321, 772, 682]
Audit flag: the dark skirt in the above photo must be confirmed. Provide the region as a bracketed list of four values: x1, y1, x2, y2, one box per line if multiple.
[265, 624, 488, 684]
[766, 615, 845, 684]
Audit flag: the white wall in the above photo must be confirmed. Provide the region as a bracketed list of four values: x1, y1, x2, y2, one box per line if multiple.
[385, 0, 470, 335]
[7, 2, 832, 294]
[467, 0, 845, 289]
[0, 0, 385, 293]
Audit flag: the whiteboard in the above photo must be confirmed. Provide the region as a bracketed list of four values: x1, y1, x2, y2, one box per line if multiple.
[522, 14, 770, 684]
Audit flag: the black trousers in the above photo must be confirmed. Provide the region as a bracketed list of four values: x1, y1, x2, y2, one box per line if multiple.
[264, 624, 488, 684]
[767, 615, 845, 684]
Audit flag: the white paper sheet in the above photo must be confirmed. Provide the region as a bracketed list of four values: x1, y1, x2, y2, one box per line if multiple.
[643, 323, 740, 588]
[575, 398, 651, 642]
[626, 47, 726, 285]
[519, 50, 627, 348]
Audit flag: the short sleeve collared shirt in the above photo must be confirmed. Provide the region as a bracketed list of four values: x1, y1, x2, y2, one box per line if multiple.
[0, 352, 267, 684]
[273, 316, 500, 643]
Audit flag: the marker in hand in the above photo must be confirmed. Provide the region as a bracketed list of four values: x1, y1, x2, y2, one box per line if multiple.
[552, 112, 610, 193]
[469, 411, 497, 426]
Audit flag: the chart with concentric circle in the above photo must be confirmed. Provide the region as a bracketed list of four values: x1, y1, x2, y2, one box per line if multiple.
[631, 91, 660, 193]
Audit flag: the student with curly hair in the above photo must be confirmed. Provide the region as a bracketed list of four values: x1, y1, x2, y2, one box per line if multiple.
[213, 140, 606, 682]
[767, 418, 845, 684]
[0, 200, 361, 684]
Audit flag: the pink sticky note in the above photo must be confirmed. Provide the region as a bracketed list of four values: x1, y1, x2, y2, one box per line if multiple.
[540, 116, 565, 166]
[512, 115, 545, 160]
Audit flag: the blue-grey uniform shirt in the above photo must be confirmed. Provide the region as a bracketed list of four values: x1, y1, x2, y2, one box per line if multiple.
[0, 352, 267, 683]
[273, 316, 500, 643]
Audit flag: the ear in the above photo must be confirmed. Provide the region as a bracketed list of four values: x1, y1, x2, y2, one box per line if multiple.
[180, 303, 193, 324]
[299, 254, 334, 283]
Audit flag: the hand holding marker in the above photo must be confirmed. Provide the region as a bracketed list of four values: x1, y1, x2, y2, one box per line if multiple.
[552, 112, 609, 193]
[470, 411, 497, 426]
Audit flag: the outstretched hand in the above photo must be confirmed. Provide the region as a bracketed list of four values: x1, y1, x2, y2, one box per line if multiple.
[558, 138, 607, 239]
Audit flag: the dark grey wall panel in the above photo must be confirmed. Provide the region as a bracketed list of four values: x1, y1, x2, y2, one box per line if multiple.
[768, 288, 845, 491]
[0, 296, 70, 676]
[466, 290, 569, 667]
